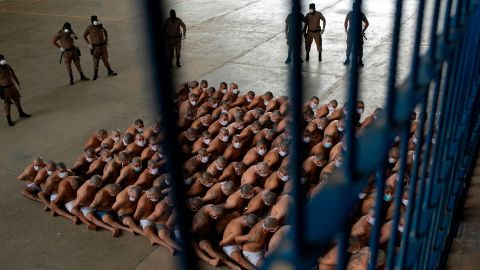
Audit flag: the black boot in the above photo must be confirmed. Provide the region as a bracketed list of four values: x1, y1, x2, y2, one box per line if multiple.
[107, 68, 118, 76]
[93, 71, 98, 80]
[19, 109, 31, 118]
[319, 52, 322, 62]
[306, 52, 310, 62]
[6, 115, 14, 126]
[176, 58, 182, 68]
[69, 74, 74, 85]
[80, 72, 90, 81]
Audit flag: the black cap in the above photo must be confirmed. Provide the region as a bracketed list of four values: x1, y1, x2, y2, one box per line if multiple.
[63, 22, 71, 30]
[91, 15, 98, 22]
[0, 54, 4, 59]
[309, 3, 315, 9]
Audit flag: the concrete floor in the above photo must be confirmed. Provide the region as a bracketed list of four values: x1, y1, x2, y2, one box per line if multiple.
[0, 0, 434, 269]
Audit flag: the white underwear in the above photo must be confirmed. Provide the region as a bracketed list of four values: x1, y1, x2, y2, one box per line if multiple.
[242, 249, 265, 266]
[80, 206, 94, 216]
[65, 200, 75, 213]
[50, 192, 58, 202]
[223, 245, 240, 257]
[140, 219, 154, 229]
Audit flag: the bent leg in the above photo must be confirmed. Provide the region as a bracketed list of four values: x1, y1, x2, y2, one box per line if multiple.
[158, 228, 182, 251]
[51, 202, 78, 223]
[122, 216, 145, 236]
[193, 241, 220, 267]
[230, 251, 256, 270]
[71, 208, 96, 230]
[102, 214, 134, 234]
[86, 212, 120, 237]
[22, 188, 41, 202]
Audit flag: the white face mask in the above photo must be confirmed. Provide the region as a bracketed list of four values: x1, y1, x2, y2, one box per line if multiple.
[279, 150, 287, 157]
[337, 126, 344, 132]
[310, 103, 318, 109]
[103, 156, 112, 163]
[58, 172, 68, 178]
[388, 157, 397, 164]
[136, 127, 144, 133]
[367, 216, 375, 225]
[233, 142, 241, 149]
[93, 21, 99, 26]
[257, 149, 266, 156]
[128, 196, 136, 202]
[412, 136, 418, 144]
[133, 166, 142, 173]
[247, 97, 253, 102]
[220, 120, 228, 126]
[47, 170, 53, 176]
[113, 136, 120, 142]
[264, 99, 270, 106]
[328, 105, 335, 112]
[324, 142, 332, 149]
[280, 174, 289, 182]
[201, 156, 209, 163]
[232, 89, 239, 94]
[203, 139, 211, 145]
[251, 128, 259, 134]
[136, 140, 146, 147]
[216, 164, 224, 171]
[123, 139, 129, 146]
[221, 109, 228, 114]
[85, 156, 94, 162]
[151, 145, 159, 151]
[202, 87, 207, 92]
[384, 194, 393, 202]
[402, 199, 409, 206]
[150, 168, 159, 175]
[303, 137, 311, 143]
[358, 193, 367, 199]
[357, 108, 364, 114]
[190, 101, 197, 106]
[398, 225, 404, 232]
[211, 103, 218, 108]
[221, 88, 227, 94]
[0, 60, 6, 65]
[33, 165, 41, 171]
[220, 135, 229, 142]
[64, 29, 70, 33]
[335, 160, 342, 168]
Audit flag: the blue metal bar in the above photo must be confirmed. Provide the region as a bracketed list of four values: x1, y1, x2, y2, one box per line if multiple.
[142, 1, 197, 269]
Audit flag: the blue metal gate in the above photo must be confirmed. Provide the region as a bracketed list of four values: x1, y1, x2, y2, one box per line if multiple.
[143, 0, 480, 269]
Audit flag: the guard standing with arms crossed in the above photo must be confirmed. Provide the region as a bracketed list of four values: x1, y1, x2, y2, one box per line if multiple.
[0, 54, 31, 127]
[343, 2, 369, 66]
[84, 15, 118, 80]
[303, 3, 326, 62]
[164, 9, 186, 68]
[52, 22, 90, 85]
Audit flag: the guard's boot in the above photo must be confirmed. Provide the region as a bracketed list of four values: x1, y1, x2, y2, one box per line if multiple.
[19, 109, 31, 118]
[343, 58, 350, 65]
[176, 58, 182, 67]
[107, 68, 118, 76]
[319, 52, 322, 62]
[305, 52, 310, 62]
[6, 115, 14, 126]
[69, 74, 74, 85]
[80, 72, 90, 81]
[93, 71, 99, 80]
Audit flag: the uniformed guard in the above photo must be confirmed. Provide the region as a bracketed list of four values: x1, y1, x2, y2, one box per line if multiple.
[284, 9, 305, 64]
[343, 2, 369, 66]
[164, 9, 186, 68]
[83, 15, 118, 80]
[303, 3, 326, 62]
[52, 22, 89, 85]
[0, 54, 31, 126]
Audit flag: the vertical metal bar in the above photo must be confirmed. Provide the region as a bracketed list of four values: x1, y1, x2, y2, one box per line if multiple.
[367, 167, 386, 270]
[285, 0, 304, 266]
[142, 1, 197, 270]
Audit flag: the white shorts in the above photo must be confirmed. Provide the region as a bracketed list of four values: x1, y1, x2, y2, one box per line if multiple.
[26, 182, 41, 191]
[140, 219, 154, 229]
[223, 245, 240, 257]
[80, 206, 94, 216]
[65, 201, 75, 213]
[50, 192, 58, 202]
[242, 250, 264, 266]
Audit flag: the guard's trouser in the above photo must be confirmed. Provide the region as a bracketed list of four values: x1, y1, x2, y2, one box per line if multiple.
[167, 37, 182, 61]
[305, 31, 322, 53]
[92, 44, 111, 72]
[346, 33, 364, 61]
[2, 86, 22, 116]
[63, 49, 83, 76]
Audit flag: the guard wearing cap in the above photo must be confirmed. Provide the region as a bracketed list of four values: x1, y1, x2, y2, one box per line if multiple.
[303, 3, 326, 62]
[0, 54, 31, 126]
[52, 22, 89, 85]
[83, 15, 118, 80]
[164, 9, 186, 67]
[344, 2, 369, 66]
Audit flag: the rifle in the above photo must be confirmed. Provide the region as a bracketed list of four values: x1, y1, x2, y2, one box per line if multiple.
[59, 51, 64, 64]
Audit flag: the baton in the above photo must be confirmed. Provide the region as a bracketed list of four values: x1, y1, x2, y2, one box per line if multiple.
[59, 51, 63, 64]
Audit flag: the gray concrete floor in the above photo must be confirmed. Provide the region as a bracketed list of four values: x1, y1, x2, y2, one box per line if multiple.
[0, 0, 434, 269]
